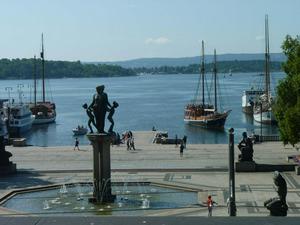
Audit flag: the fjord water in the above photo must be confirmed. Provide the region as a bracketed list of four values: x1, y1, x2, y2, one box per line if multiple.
[0, 72, 284, 146]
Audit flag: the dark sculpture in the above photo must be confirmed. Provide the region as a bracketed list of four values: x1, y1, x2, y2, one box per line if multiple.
[0, 113, 12, 167]
[107, 101, 119, 133]
[264, 171, 288, 216]
[89, 85, 112, 133]
[82, 103, 96, 133]
[237, 132, 253, 162]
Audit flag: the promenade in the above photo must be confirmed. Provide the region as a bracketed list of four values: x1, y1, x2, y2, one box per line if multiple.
[1, 131, 300, 218]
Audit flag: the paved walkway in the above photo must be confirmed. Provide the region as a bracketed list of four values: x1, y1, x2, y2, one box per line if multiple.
[1, 131, 300, 217]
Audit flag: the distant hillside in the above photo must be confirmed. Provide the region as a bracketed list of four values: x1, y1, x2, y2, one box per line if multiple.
[132, 60, 282, 74]
[0, 58, 136, 80]
[95, 53, 286, 68]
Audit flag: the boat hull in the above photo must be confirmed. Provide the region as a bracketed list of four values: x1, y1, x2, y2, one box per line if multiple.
[184, 111, 230, 128]
[32, 116, 56, 125]
[253, 110, 276, 124]
[9, 123, 32, 136]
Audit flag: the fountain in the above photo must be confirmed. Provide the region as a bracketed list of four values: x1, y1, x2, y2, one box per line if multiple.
[0, 87, 199, 215]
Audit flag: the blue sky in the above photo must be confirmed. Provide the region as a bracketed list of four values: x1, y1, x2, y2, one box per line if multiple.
[0, 0, 299, 61]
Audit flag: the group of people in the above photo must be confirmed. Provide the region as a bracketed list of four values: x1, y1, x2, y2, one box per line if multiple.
[122, 131, 135, 150]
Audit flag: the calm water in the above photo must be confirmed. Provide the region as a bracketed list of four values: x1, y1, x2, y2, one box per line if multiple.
[0, 72, 285, 146]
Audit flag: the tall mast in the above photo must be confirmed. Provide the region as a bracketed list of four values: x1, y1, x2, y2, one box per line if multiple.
[213, 49, 217, 111]
[264, 15, 270, 100]
[41, 33, 45, 103]
[201, 40, 205, 106]
[34, 55, 37, 106]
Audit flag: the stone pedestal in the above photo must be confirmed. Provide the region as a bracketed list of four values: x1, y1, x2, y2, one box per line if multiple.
[0, 163, 16, 175]
[235, 161, 256, 172]
[87, 133, 115, 204]
[295, 166, 300, 175]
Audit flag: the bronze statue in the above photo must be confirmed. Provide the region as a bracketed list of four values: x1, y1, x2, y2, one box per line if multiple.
[82, 103, 96, 133]
[264, 171, 288, 216]
[107, 101, 119, 133]
[0, 112, 12, 166]
[89, 85, 111, 133]
[238, 132, 253, 161]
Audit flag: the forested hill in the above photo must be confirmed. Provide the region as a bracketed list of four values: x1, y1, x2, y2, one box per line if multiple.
[0, 58, 283, 79]
[100, 53, 286, 68]
[0, 58, 137, 79]
[132, 60, 283, 74]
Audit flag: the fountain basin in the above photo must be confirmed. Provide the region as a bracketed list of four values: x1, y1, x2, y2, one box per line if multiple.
[1, 182, 198, 216]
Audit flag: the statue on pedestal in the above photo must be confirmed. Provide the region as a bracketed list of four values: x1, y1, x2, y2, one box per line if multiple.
[88, 85, 112, 133]
[264, 171, 288, 216]
[238, 132, 254, 162]
[0, 111, 13, 167]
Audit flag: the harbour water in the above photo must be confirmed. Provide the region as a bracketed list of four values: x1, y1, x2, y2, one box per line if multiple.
[0, 72, 285, 146]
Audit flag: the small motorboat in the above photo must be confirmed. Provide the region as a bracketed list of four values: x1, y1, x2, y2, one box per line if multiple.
[72, 126, 88, 135]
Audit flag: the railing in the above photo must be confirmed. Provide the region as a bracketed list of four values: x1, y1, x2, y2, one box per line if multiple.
[258, 135, 281, 142]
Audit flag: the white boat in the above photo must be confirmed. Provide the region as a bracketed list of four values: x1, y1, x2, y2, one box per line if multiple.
[30, 101, 56, 125]
[30, 34, 56, 125]
[3, 102, 34, 137]
[242, 89, 264, 114]
[72, 126, 88, 135]
[253, 15, 276, 124]
[253, 108, 276, 124]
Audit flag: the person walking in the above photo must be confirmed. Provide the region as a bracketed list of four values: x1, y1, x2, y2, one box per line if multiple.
[179, 142, 184, 158]
[182, 135, 187, 149]
[206, 195, 217, 217]
[74, 138, 80, 151]
[175, 134, 178, 147]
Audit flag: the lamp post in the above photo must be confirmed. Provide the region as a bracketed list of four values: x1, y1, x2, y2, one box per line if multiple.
[228, 128, 236, 216]
[5, 87, 13, 103]
[260, 102, 263, 142]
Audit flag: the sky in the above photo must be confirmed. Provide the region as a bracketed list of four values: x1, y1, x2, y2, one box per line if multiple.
[0, 0, 299, 61]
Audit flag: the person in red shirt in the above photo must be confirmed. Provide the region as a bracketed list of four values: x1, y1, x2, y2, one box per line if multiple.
[206, 195, 217, 217]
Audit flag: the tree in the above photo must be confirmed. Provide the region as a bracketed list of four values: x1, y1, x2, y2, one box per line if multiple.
[274, 35, 300, 146]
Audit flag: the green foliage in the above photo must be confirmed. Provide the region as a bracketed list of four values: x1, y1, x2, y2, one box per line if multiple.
[274, 35, 300, 146]
[132, 60, 282, 74]
[0, 58, 136, 79]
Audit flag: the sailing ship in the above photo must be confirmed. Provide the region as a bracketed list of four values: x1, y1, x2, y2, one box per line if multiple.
[30, 34, 56, 125]
[184, 41, 231, 127]
[253, 15, 276, 124]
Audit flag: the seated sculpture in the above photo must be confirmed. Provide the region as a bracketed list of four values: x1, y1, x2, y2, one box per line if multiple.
[264, 171, 288, 216]
[238, 132, 253, 162]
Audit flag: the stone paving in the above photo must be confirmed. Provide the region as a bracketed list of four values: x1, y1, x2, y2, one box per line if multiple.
[0, 131, 300, 217]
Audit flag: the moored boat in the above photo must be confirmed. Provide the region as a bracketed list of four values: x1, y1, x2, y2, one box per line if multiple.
[30, 34, 56, 125]
[184, 41, 231, 128]
[242, 89, 264, 114]
[253, 15, 276, 124]
[72, 126, 88, 135]
[3, 101, 34, 137]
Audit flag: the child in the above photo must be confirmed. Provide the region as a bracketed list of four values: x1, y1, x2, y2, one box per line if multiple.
[206, 195, 217, 217]
[82, 103, 96, 133]
[107, 101, 119, 133]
